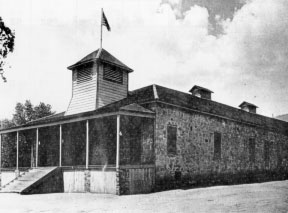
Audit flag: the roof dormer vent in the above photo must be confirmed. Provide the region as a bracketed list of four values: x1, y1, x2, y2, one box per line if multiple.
[239, 101, 258, 113]
[189, 85, 213, 100]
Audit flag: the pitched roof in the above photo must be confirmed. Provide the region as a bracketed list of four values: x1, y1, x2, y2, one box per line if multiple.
[2, 84, 287, 135]
[153, 85, 287, 133]
[67, 48, 133, 72]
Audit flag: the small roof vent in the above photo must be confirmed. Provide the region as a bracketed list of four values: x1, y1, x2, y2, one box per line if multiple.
[189, 85, 213, 100]
[239, 101, 258, 113]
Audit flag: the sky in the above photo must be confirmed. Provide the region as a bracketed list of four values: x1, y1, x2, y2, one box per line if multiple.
[0, 0, 288, 119]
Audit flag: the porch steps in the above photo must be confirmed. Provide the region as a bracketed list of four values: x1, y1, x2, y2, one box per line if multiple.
[0, 167, 59, 194]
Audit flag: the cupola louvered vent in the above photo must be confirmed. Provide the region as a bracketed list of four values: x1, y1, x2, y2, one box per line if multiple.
[77, 67, 92, 84]
[103, 64, 123, 84]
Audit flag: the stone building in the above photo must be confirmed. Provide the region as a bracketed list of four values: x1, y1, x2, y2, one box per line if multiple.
[0, 48, 288, 195]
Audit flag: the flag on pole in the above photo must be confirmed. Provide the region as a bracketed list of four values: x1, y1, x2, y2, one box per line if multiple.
[101, 10, 111, 31]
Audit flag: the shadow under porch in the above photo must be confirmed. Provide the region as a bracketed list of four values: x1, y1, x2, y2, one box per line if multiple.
[0, 113, 155, 195]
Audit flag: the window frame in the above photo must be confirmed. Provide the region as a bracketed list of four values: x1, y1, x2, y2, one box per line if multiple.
[213, 132, 222, 160]
[264, 140, 270, 167]
[167, 125, 177, 156]
[249, 137, 256, 163]
[277, 142, 282, 167]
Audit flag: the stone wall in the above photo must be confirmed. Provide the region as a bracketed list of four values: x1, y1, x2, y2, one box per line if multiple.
[153, 102, 288, 190]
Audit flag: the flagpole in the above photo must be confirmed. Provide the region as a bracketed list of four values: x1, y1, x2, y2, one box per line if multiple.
[100, 8, 103, 49]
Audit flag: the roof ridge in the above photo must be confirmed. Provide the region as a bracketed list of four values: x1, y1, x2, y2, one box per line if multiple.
[96, 47, 102, 59]
[26, 112, 65, 124]
[120, 103, 155, 114]
[153, 84, 159, 99]
[129, 84, 155, 94]
[276, 113, 288, 118]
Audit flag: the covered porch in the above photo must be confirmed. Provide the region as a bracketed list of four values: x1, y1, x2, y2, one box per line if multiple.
[0, 104, 155, 195]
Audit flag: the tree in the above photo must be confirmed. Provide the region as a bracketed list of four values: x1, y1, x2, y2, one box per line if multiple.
[34, 102, 54, 120]
[0, 118, 14, 129]
[0, 100, 55, 129]
[12, 100, 55, 126]
[0, 16, 15, 82]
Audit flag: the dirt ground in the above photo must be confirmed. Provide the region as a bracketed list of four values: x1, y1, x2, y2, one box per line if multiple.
[0, 180, 288, 213]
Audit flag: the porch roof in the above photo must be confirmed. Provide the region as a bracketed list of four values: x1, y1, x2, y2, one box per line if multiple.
[0, 102, 155, 134]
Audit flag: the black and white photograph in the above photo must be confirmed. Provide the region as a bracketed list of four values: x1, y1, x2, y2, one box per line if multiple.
[0, 0, 288, 212]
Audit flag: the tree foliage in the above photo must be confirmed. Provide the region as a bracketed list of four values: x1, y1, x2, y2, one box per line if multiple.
[0, 100, 55, 129]
[0, 118, 14, 129]
[12, 100, 55, 126]
[0, 16, 15, 82]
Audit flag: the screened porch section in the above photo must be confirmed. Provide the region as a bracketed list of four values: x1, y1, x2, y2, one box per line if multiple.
[0, 115, 155, 170]
[89, 117, 117, 167]
[120, 116, 154, 166]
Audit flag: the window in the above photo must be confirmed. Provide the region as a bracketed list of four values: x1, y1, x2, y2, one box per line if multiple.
[167, 125, 177, 155]
[277, 142, 282, 167]
[249, 138, 256, 163]
[214, 132, 221, 160]
[77, 67, 92, 84]
[264, 141, 270, 167]
[103, 64, 123, 84]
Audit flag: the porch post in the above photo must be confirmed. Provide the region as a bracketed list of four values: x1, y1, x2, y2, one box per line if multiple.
[116, 115, 120, 195]
[59, 125, 62, 167]
[116, 115, 120, 169]
[0, 134, 2, 172]
[31, 144, 33, 168]
[16, 131, 19, 171]
[36, 128, 39, 168]
[86, 120, 89, 169]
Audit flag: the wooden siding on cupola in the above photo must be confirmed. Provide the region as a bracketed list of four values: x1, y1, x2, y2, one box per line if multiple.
[65, 64, 97, 115]
[97, 63, 128, 108]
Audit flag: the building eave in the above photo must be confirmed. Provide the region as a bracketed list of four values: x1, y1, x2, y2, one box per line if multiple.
[67, 58, 133, 73]
[0, 109, 155, 134]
